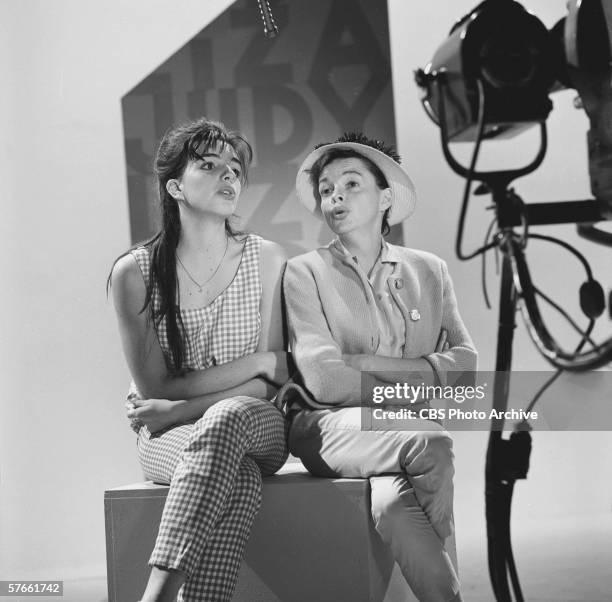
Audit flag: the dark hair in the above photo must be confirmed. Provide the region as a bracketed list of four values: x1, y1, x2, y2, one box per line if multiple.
[108, 118, 253, 374]
[307, 132, 401, 236]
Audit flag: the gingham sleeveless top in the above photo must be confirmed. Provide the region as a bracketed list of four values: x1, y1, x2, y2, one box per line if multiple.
[131, 234, 262, 372]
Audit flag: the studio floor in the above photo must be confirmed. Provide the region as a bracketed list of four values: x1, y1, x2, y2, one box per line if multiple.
[458, 513, 612, 601]
[23, 512, 612, 602]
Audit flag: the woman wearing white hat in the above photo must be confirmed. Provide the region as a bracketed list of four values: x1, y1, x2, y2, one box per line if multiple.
[282, 133, 476, 601]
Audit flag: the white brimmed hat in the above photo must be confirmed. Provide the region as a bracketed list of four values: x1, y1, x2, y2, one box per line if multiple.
[295, 139, 417, 225]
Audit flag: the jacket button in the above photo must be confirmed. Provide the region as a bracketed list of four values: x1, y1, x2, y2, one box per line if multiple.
[410, 309, 421, 321]
[394, 278, 404, 289]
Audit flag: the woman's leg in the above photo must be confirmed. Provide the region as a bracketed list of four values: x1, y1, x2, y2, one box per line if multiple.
[289, 407, 454, 540]
[370, 475, 461, 602]
[138, 397, 287, 601]
[179, 456, 263, 602]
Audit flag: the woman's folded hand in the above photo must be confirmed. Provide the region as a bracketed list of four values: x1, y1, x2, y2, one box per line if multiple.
[126, 398, 178, 434]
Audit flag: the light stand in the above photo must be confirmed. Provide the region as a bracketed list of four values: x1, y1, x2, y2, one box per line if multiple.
[434, 75, 612, 600]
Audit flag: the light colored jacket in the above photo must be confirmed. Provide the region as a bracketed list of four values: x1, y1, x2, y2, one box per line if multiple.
[281, 240, 477, 407]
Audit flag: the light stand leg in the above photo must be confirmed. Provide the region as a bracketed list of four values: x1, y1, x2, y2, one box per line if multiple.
[486, 249, 518, 601]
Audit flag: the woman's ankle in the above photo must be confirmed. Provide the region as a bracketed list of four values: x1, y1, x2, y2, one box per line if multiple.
[140, 566, 186, 602]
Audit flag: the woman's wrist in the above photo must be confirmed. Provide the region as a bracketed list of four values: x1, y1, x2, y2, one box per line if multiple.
[170, 399, 187, 423]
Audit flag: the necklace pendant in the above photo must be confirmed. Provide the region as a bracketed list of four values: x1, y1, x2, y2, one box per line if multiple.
[177, 236, 229, 295]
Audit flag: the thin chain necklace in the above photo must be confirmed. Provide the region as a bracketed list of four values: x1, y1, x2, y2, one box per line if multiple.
[177, 237, 229, 294]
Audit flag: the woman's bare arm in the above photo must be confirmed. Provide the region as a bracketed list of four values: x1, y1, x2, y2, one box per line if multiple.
[127, 377, 278, 432]
[111, 254, 279, 400]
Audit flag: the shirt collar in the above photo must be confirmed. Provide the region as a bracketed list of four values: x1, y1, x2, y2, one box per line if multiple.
[381, 240, 401, 264]
[332, 238, 399, 265]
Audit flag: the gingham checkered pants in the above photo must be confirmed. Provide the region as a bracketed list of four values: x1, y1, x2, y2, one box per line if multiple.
[137, 396, 288, 602]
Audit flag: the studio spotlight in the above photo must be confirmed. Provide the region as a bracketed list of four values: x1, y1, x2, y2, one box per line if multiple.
[415, 0, 555, 141]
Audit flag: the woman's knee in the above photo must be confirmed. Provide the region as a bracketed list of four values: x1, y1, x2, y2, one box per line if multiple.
[195, 397, 254, 435]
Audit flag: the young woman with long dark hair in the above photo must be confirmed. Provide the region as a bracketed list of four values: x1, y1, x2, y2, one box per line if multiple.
[109, 118, 289, 602]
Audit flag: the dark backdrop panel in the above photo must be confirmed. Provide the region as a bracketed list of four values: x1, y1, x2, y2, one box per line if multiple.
[122, 0, 398, 255]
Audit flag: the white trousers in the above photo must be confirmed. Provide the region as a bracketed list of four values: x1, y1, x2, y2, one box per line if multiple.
[289, 407, 462, 602]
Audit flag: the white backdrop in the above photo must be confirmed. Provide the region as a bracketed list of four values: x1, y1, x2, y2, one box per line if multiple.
[1, 0, 610, 581]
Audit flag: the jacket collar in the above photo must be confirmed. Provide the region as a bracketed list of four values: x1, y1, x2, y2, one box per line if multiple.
[329, 237, 400, 265]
